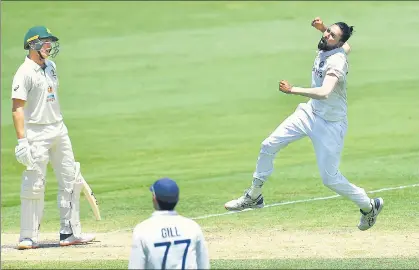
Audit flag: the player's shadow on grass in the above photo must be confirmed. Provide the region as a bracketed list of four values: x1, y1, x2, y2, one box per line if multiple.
[2, 239, 100, 250]
[38, 240, 99, 249]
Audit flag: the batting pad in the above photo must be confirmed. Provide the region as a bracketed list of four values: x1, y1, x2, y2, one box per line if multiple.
[20, 170, 45, 242]
[58, 162, 84, 237]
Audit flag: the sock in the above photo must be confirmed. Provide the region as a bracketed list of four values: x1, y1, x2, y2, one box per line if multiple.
[361, 201, 373, 214]
[247, 178, 264, 199]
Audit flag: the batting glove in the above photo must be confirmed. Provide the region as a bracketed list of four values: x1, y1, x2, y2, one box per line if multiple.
[15, 138, 34, 167]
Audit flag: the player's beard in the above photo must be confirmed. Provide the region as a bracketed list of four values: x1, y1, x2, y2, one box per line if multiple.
[317, 37, 341, 51]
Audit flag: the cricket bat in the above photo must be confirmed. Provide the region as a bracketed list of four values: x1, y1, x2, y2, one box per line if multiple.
[82, 179, 101, 221]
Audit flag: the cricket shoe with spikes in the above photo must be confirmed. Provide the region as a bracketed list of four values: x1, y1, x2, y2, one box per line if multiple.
[59, 233, 96, 246]
[17, 238, 39, 250]
[224, 191, 265, 211]
[358, 197, 384, 231]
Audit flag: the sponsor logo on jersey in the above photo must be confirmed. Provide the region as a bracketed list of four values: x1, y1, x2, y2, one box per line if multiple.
[312, 59, 324, 78]
[47, 93, 56, 102]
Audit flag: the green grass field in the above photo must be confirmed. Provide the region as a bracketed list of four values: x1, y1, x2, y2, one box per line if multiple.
[2, 1, 419, 269]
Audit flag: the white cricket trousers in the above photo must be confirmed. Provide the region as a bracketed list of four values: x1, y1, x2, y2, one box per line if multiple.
[20, 120, 81, 242]
[253, 103, 371, 210]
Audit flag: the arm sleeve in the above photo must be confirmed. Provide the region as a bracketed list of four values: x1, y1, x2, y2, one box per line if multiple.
[326, 54, 348, 82]
[11, 71, 31, 101]
[196, 226, 210, 269]
[128, 228, 147, 269]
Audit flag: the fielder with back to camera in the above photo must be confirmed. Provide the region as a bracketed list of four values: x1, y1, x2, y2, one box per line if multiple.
[129, 178, 210, 269]
[225, 17, 384, 231]
[11, 26, 95, 249]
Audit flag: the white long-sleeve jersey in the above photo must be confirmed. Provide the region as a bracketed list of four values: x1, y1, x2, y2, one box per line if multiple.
[128, 211, 210, 269]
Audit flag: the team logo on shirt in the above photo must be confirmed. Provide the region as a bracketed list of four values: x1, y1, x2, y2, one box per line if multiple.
[47, 86, 56, 102]
[13, 85, 19, 91]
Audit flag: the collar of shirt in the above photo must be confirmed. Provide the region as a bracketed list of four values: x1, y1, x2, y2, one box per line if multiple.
[25, 56, 46, 71]
[152, 210, 178, 217]
[318, 47, 344, 58]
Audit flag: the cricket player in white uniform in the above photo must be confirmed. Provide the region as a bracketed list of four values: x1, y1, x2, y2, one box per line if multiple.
[129, 178, 210, 269]
[11, 26, 95, 249]
[225, 18, 384, 231]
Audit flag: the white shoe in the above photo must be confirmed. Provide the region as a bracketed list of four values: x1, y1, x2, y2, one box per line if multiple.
[358, 198, 384, 231]
[59, 233, 96, 246]
[17, 238, 39, 250]
[224, 191, 265, 211]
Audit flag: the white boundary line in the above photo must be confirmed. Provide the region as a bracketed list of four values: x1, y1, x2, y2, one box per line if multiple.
[106, 183, 419, 234]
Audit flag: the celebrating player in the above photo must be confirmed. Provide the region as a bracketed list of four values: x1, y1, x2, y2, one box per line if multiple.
[224, 17, 384, 231]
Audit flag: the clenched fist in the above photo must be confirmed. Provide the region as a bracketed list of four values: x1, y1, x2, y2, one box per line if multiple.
[311, 17, 327, 32]
[279, 80, 293, 94]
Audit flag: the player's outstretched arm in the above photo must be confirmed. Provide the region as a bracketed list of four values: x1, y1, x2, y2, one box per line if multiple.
[312, 17, 351, 55]
[279, 75, 339, 100]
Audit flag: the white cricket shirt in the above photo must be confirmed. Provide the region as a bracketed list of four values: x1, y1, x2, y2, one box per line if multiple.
[11, 57, 63, 125]
[308, 47, 349, 121]
[128, 211, 210, 269]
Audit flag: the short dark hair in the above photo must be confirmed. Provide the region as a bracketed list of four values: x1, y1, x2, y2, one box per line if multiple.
[157, 199, 177, 211]
[335, 22, 354, 43]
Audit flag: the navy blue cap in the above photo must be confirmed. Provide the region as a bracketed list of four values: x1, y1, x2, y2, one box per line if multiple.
[150, 178, 179, 203]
